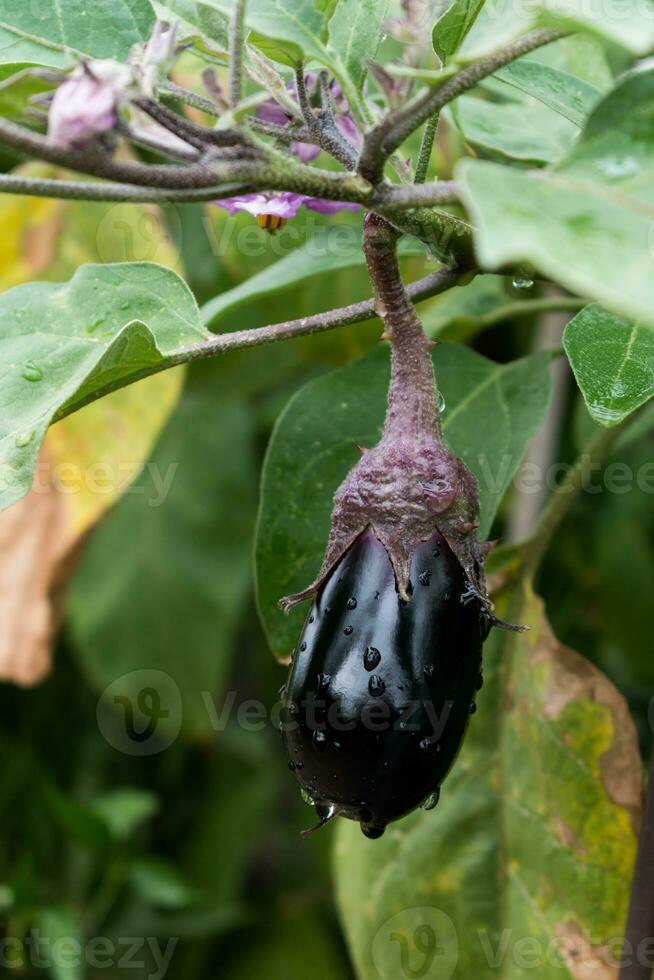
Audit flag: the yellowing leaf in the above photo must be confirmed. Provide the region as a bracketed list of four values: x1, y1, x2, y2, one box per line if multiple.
[335, 581, 641, 980]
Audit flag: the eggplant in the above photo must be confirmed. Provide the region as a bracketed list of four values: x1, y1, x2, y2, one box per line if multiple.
[282, 528, 487, 839]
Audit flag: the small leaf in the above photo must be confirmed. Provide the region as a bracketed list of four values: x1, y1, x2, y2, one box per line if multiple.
[327, 0, 391, 91]
[36, 907, 84, 980]
[0, 262, 209, 512]
[89, 788, 159, 840]
[432, 0, 486, 64]
[335, 582, 641, 980]
[255, 343, 551, 657]
[495, 60, 601, 127]
[129, 857, 197, 909]
[564, 305, 654, 426]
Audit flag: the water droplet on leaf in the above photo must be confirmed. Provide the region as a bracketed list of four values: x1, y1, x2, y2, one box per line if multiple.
[422, 788, 440, 810]
[22, 361, 42, 382]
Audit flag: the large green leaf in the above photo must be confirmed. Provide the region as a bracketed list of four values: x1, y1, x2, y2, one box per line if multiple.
[0, 263, 210, 513]
[0, 0, 155, 68]
[255, 342, 551, 657]
[432, 0, 486, 64]
[335, 582, 641, 980]
[460, 0, 654, 58]
[495, 61, 601, 127]
[458, 68, 654, 329]
[68, 364, 257, 739]
[564, 305, 654, 426]
[454, 94, 577, 164]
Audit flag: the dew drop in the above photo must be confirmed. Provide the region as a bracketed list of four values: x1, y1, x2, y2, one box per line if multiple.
[422, 788, 440, 811]
[288, 760, 296, 772]
[309, 615, 315, 624]
[368, 675, 385, 697]
[312, 730, 327, 750]
[347, 597, 357, 609]
[512, 277, 533, 290]
[296, 761, 304, 770]
[343, 625, 353, 636]
[363, 646, 381, 671]
[437, 390, 446, 414]
[15, 430, 34, 448]
[22, 361, 43, 382]
[470, 702, 478, 715]
[299, 641, 307, 652]
[418, 569, 431, 587]
[316, 672, 331, 690]
[278, 683, 287, 698]
[419, 737, 434, 750]
[301, 788, 315, 806]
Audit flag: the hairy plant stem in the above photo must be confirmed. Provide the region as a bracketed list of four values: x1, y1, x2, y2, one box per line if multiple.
[228, 0, 247, 106]
[363, 213, 442, 445]
[414, 111, 439, 184]
[620, 745, 654, 980]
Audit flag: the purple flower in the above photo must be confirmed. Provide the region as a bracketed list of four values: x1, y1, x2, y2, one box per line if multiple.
[256, 73, 360, 163]
[215, 192, 360, 228]
[47, 61, 131, 149]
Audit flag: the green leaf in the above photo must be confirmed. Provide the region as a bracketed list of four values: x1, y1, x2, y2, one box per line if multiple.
[0, 262, 209, 513]
[334, 583, 640, 980]
[68, 365, 257, 739]
[454, 94, 577, 163]
[432, 0, 486, 64]
[129, 857, 196, 909]
[89, 788, 159, 840]
[327, 0, 390, 91]
[460, 0, 654, 58]
[36, 907, 84, 980]
[211, 0, 331, 66]
[0, 0, 155, 67]
[201, 233, 425, 328]
[495, 61, 601, 127]
[255, 343, 551, 657]
[458, 69, 654, 329]
[564, 305, 654, 426]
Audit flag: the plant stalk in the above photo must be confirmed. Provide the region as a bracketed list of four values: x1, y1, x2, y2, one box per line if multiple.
[363, 213, 442, 444]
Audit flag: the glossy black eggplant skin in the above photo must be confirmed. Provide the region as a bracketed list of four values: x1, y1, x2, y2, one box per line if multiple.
[282, 529, 487, 838]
